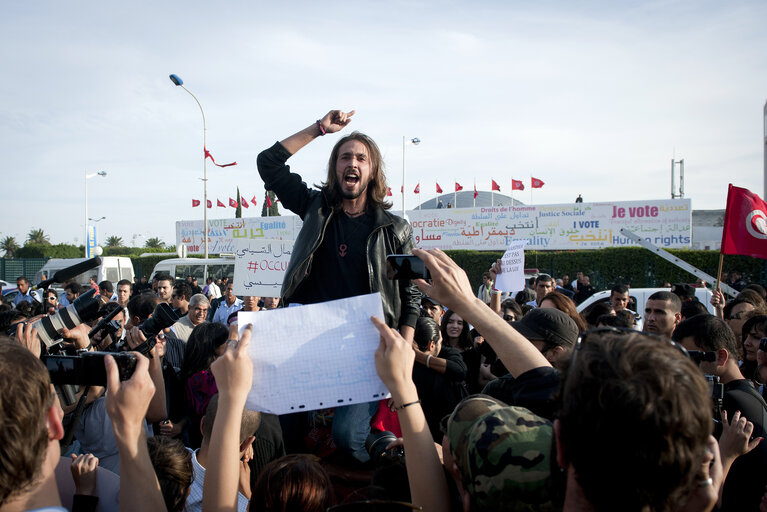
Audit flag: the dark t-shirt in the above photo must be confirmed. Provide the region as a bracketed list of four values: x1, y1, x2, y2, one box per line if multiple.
[291, 212, 374, 305]
[719, 379, 767, 512]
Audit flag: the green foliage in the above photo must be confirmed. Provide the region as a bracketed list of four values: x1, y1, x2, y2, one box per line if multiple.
[105, 236, 124, 248]
[144, 237, 165, 249]
[1, 236, 20, 258]
[26, 229, 50, 245]
[16, 243, 82, 259]
[261, 190, 280, 217]
[445, 248, 766, 292]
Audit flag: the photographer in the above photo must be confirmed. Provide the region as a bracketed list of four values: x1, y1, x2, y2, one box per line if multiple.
[673, 314, 767, 511]
[72, 297, 168, 474]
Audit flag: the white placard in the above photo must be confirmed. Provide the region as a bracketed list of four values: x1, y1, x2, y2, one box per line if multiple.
[237, 293, 389, 415]
[232, 239, 294, 298]
[494, 240, 529, 293]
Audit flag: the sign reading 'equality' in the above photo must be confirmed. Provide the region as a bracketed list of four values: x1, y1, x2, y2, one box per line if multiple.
[177, 198, 692, 252]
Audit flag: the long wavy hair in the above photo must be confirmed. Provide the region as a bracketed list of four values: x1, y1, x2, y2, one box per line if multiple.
[322, 131, 391, 211]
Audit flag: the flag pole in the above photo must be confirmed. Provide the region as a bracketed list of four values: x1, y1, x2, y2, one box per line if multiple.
[435, 182, 438, 208]
[530, 174, 533, 205]
[713, 184, 735, 313]
[510, 178, 513, 207]
[454, 180, 457, 207]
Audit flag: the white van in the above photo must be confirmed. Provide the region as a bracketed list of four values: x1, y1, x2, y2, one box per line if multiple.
[34, 257, 135, 287]
[149, 258, 235, 283]
[576, 287, 715, 316]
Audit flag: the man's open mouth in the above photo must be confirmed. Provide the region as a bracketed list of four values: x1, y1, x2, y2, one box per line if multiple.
[344, 171, 360, 186]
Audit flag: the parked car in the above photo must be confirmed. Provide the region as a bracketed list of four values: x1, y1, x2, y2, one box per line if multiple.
[576, 287, 715, 316]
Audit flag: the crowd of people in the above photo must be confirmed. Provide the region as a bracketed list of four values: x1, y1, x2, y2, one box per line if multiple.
[1, 109, 767, 512]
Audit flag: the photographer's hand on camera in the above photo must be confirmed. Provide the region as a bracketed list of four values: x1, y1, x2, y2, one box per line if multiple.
[125, 326, 147, 351]
[103, 353, 166, 510]
[16, 317, 42, 357]
[61, 324, 91, 350]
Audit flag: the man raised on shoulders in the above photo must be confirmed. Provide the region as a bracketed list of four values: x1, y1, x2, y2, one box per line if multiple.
[256, 109, 420, 464]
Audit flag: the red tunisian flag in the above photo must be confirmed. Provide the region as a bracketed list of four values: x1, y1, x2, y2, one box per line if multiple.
[455, 182, 463, 192]
[414, 183, 420, 194]
[512, 179, 524, 191]
[217, 199, 226, 208]
[204, 147, 237, 168]
[229, 198, 238, 208]
[192, 199, 201, 207]
[473, 184, 478, 199]
[721, 185, 767, 258]
[250, 196, 257, 207]
[386, 187, 393, 197]
[240, 197, 249, 208]
[436, 182, 443, 194]
[531, 177, 545, 188]
[491, 180, 501, 191]
[266, 195, 272, 208]
[207, 200, 212, 208]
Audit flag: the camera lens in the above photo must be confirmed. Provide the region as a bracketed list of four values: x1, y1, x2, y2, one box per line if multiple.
[33, 288, 101, 347]
[140, 302, 179, 336]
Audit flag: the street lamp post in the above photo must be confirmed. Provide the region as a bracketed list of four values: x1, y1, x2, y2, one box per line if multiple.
[402, 136, 420, 216]
[85, 171, 107, 257]
[169, 74, 209, 259]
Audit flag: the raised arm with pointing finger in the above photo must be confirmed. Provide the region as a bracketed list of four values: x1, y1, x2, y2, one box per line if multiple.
[256, 110, 420, 463]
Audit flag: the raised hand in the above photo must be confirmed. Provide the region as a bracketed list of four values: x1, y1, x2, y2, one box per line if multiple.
[210, 324, 253, 404]
[411, 248, 476, 313]
[318, 109, 355, 134]
[371, 316, 416, 402]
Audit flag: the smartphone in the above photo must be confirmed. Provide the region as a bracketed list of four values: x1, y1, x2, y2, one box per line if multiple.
[386, 254, 430, 280]
[43, 351, 138, 386]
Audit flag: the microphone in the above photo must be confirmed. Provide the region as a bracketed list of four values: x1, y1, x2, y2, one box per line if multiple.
[36, 257, 103, 289]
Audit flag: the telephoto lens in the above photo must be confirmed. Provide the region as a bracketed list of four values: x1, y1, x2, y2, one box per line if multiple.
[139, 302, 179, 337]
[33, 288, 101, 347]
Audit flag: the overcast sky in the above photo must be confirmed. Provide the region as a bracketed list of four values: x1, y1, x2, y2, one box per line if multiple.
[2, 0, 765, 247]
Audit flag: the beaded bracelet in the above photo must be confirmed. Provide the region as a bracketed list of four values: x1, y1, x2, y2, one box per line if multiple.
[316, 120, 326, 136]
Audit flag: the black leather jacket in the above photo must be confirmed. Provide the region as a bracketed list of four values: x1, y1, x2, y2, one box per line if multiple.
[257, 142, 420, 329]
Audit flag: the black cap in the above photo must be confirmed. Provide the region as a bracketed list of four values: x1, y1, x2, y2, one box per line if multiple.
[421, 295, 441, 307]
[510, 308, 578, 347]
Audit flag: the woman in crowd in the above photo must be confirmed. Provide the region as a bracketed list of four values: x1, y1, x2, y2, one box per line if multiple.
[412, 315, 467, 441]
[740, 314, 767, 384]
[250, 454, 334, 512]
[181, 322, 229, 448]
[146, 436, 194, 512]
[539, 291, 588, 332]
[43, 288, 59, 314]
[441, 309, 481, 394]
